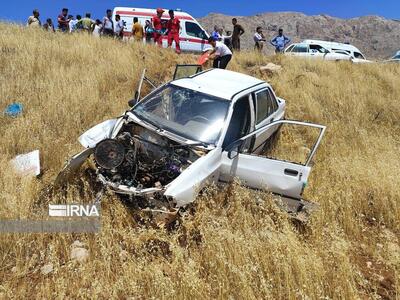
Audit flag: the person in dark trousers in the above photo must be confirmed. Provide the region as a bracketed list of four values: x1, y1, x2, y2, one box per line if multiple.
[102, 9, 114, 37]
[167, 10, 181, 53]
[270, 28, 291, 53]
[208, 36, 233, 69]
[43, 18, 55, 32]
[224, 30, 233, 50]
[144, 20, 154, 43]
[114, 14, 124, 39]
[231, 18, 244, 51]
[57, 8, 70, 32]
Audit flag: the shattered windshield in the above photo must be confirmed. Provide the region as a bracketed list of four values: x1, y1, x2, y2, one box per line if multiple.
[133, 84, 230, 145]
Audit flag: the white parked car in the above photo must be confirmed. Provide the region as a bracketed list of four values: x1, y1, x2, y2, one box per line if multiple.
[285, 40, 371, 63]
[303, 40, 371, 63]
[285, 42, 352, 62]
[57, 67, 326, 216]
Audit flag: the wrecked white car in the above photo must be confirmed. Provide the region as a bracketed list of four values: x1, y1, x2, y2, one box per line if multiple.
[57, 67, 325, 216]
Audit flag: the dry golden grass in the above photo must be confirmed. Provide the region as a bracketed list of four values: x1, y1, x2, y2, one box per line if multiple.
[0, 24, 399, 299]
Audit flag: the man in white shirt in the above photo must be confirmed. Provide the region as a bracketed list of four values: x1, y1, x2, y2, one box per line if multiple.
[207, 36, 233, 69]
[254, 26, 266, 51]
[114, 14, 124, 39]
[27, 9, 41, 27]
[69, 15, 81, 33]
[102, 9, 114, 37]
[93, 19, 102, 37]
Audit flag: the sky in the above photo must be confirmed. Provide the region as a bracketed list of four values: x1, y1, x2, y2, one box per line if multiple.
[0, 0, 399, 23]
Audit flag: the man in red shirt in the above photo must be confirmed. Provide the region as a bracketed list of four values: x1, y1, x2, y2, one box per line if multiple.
[167, 10, 181, 54]
[152, 8, 164, 46]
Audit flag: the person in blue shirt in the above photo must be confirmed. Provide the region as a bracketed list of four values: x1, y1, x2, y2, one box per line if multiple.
[270, 28, 291, 53]
[211, 26, 222, 41]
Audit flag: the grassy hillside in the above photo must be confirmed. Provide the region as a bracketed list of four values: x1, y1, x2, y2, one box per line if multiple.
[0, 24, 399, 299]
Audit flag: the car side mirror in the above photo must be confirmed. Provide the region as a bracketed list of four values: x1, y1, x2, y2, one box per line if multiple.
[226, 140, 243, 160]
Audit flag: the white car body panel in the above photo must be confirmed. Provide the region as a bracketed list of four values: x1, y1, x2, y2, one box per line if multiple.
[54, 148, 94, 186]
[220, 152, 311, 199]
[78, 119, 118, 148]
[172, 69, 264, 100]
[220, 120, 326, 200]
[164, 148, 222, 207]
[112, 7, 210, 53]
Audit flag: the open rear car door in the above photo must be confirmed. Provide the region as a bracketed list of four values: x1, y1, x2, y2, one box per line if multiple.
[220, 120, 326, 218]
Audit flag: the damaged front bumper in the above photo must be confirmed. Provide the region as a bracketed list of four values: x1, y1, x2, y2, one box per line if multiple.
[97, 173, 166, 197]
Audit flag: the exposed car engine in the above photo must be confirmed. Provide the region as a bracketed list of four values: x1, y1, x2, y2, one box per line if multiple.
[93, 124, 201, 189]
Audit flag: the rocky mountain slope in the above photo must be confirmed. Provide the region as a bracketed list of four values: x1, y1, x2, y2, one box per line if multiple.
[199, 12, 400, 59]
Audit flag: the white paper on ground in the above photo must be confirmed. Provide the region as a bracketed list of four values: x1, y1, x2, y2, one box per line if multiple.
[12, 150, 41, 176]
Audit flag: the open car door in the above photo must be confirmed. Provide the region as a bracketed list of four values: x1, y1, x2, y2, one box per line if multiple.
[220, 120, 326, 212]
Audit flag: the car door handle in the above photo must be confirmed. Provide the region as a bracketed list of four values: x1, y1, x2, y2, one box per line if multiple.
[284, 169, 299, 177]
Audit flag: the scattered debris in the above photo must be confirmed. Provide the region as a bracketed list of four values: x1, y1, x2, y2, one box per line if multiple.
[143, 209, 179, 228]
[40, 263, 53, 275]
[11, 266, 17, 273]
[4, 102, 23, 117]
[71, 240, 85, 249]
[70, 240, 89, 263]
[70, 247, 89, 263]
[260, 63, 283, 74]
[11, 150, 40, 176]
[197, 52, 210, 65]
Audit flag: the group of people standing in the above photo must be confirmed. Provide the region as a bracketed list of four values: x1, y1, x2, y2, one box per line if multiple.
[27, 8, 113, 37]
[27, 7, 292, 70]
[210, 18, 245, 51]
[146, 8, 182, 53]
[210, 18, 291, 54]
[207, 18, 291, 69]
[254, 27, 291, 53]
[26, 7, 183, 53]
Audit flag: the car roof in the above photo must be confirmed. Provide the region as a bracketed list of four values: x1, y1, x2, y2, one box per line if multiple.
[302, 39, 361, 52]
[171, 69, 265, 100]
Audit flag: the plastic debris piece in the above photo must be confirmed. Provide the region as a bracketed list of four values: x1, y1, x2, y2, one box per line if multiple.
[197, 52, 210, 65]
[4, 103, 23, 117]
[12, 150, 41, 176]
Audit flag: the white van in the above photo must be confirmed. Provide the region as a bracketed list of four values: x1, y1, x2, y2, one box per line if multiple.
[112, 7, 211, 52]
[302, 40, 371, 63]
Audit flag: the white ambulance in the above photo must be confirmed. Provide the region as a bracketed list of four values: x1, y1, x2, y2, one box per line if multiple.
[112, 7, 211, 52]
